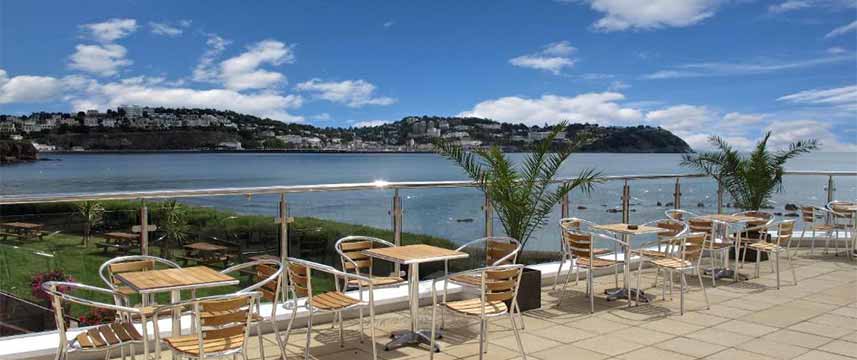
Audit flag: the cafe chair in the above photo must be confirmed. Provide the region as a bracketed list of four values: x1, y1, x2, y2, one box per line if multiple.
[558, 229, 625, 313]
[283, 257, 378, 360]
[643, 232, 710, 315]
[335, 236, 405, 290]
[153, 292, 261, 360]
[799, 206, 839, 254]
[688, 218, 731, 287]
[665, 209, 699, 222]
[555, 218, 608, 291]
[98, 255, 181, 315]
[42, 281, 153, 360]
[220, 259, 285, 360]
[748, 220, 798, 289]
[441, 236, 522, 329]
[635, 218, 688, 288]
[827, 201, 856, 257]
[730, 210, 774, 267]
[429, 264, 526, 360]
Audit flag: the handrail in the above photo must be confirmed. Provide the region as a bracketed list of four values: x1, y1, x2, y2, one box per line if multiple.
[0, 171, 853, 205]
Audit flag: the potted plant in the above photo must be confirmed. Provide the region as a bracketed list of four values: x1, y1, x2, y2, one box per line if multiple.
[434, 121, 600, 311]
[31, 270, 75, 303]
[681, 132, 817, 261]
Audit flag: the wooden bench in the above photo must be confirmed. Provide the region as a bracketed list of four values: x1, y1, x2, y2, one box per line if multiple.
[96, 232, 141, 255]
[0, 223, 44, 241]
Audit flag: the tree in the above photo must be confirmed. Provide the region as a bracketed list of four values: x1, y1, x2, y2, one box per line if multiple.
[159, 200, 190, 258]
[434, 121, 600, 251]
[681, 132, 818, 210]
[76, 201, 104, 247]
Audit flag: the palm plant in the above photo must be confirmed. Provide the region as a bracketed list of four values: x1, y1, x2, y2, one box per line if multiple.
[159, 200, 190, 258]
[681, 132, 817, 210]
[76, 201, 104, 247]
[434, 121, 600, 250]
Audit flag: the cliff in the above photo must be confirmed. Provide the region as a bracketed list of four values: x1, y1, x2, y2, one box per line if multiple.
[0, 141, 38, 164]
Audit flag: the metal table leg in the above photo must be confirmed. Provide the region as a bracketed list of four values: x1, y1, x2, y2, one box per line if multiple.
[385, 263, 438, 351]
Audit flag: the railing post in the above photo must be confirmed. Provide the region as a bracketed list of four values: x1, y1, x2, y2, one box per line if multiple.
[139, 199, 148, 255]
[621, 180, 630, 224]
[279, 193, 289, 262]
[392, 189, 402, 276]
[825, 176, 835, 224]
[561, 189, 570, 219]
[716, 181, 724, 214]
[673, 178, 681, 209]
[483, 193, 493, 238]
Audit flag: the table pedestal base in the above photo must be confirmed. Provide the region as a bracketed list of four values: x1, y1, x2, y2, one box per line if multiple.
[604, 288, 653, 303]
[385, 330, 439, 352]
[704, 268, 748, 281]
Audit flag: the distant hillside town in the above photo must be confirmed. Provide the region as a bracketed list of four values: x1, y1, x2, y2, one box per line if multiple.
[0, 106, 691, 153]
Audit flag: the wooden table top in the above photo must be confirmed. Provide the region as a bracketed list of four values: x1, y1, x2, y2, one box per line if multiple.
[184, 242, 230, 252]
[104, 232, 140, 240]
[593, 223, 669, 236]
[115, 266, 237, 293]
[362, 244, 468, 265]
[0, 222, 43, 230]
[694, 214, 759, 223]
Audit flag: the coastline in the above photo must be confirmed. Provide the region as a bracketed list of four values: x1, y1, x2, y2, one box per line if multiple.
[42, 148, 693, 154]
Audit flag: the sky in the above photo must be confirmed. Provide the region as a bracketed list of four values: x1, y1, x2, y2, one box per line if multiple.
[0, 0, 855, 151]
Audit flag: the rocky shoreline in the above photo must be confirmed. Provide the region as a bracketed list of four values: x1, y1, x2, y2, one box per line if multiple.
[0, 141, 38, 165]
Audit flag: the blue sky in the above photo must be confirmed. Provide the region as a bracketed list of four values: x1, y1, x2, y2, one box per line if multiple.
[1, 0, 855, 151]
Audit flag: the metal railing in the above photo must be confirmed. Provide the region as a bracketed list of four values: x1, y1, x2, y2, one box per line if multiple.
[1, 170, 854, 260]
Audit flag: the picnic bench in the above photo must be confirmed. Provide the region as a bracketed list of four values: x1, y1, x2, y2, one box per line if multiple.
[0, 222, 44, 241]
[95, 232, 141, 254]
[178, 242, 234, 268]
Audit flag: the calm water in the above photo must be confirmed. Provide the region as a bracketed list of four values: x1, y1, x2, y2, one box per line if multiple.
[1, 152, 855, 250]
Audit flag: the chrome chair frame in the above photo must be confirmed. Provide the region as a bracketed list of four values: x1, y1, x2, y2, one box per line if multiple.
[665, 209, 699, 222]
[751, 220, 798, 289]
[558, 230, 627, 313]
[334, 236, 404, 332]
[151, 292, 262, 360]
[42, 281, 152, 360]
[799, 206, 839, 254]
[282, 257, 378, 360]
[220, 259, 285, 360]
[641, 232, 710, 315]
[430, 264, 526, 360]
[731, 210, 775, 267]
[636, 218, 689, 290]
[827, 200, 856, 258]
[441, 236, 522, 329]
[98, 255, 181, 311]
[555, 218, 601, 291]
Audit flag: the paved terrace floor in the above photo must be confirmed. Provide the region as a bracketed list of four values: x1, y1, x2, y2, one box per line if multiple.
[156, 250, 856, 360]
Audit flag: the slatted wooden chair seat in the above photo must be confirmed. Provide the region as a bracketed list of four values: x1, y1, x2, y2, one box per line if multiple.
[309, 291, 361, 310]
[747, 242, 783, 252]
[74, 322, 143, 350]
[576, 256, 620, 268]
[164, 333, 245, 357]
[445, 298, 508, 316]
[346, 275, 404, 287]
[650, 257, 693, 269]
[639, 249, 670, 258]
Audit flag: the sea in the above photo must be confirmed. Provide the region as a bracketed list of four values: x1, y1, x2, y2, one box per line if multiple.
[1, 152, 855, 250]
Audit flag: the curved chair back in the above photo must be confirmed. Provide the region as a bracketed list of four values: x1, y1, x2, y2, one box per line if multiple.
[41, 281, 149, 358]
[562, 230, 595, 259]
[99, 255, 180, 291]
[654, 219, 688, 237]
[221, 259, 283, 302]
[285, 257, 374, 302]
[665, 209, 698, 222]
[335, 236, 395, 278]
[482, 265, 523, 303]
[559, 217, 599, 232]
[800, 206, 816, 223]
[828, 201, 855, 219]
[774, 220, 796, 247]
[733, 210, 774, 228]
[688, 218, 713, 236]
[680, 232, 708, 263]
[456, 236, 521, 266]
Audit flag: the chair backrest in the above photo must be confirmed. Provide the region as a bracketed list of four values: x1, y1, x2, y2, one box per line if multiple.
[481, 265, 523, 304]
[193, 293, 256, 358]
[800, 206, 816, 223]
[828, 201, 855, 219]
[456, 236, 521, 266]
[688, 218, 713, 235]
[561, 230, 594, 259]
[654, 219, 687, 238]
[665, 209, 697, 222]
[734, 210, 774, 227]
[220, 259, 283, 302]
[775, 220, 796, 247]
[335, 236, 394, 277]
[286, 261, 310, 297]
[99, 255, 181, 291]
[680, 232, 707, 263]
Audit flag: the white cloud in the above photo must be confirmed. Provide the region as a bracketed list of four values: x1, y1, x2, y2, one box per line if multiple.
[310, 113, 331, 121]
[352, 120, 391, 128]
[826, 20, 857, 38]
[218, 40, 294, 91]
[383, 21, 395, 28]
[295, 79, 396, 107]
[509, 41, 577, 75]
[81, 18, 137, 43]
[580, 0, 721, 31]
[68, 76, 304, 122]
[643, 55, 852, 79]
[193, 34, 231, 83]
[766, 119, 857, 152]
[68, 44, 132, 77]
[645, 104, 715, 133]
[0, 70, 72, 104]
[723, 112, 766, 126]
[458, 92, 643, 126]
[608, 80, 631, 91]
[768, 0, 813, 13]
[149, 22, 184, 37]
[827, 47, 847, 54]
[777, 85, 857, 111]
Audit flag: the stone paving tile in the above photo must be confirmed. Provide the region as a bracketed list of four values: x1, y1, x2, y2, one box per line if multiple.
[654, 337, 727, 358]
[531, 343, 609, 360]
[610, 326, 675, 346]
[792, 350, 856, 360]
[639, 318, 705, 336]
[705, 348, 779, 360]
[817, 340, 857, 358]
[685, 327, 752, 347]
[737, 338, 812, 360]
[573, 334, 647, 356]
[788, 321, 854, 339]
[713, 319, 778, 337]
[761, 329, 835, 349]
[615, 346, 694, 360]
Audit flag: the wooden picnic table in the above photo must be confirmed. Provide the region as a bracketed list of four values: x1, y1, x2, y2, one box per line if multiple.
[179, 242, 233, 267]
[0, 222, 44, 241]
[96, 232, 141, 254]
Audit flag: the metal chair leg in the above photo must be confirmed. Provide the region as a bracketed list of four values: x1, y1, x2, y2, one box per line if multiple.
[776, 251, 781, 290]
[588, 269, 594, 314]
[478, 319, 486, 360]
[553, 254, 565, 291]
[697, 268, 710, 310]
[679, 272, 687, 315]
[359, 308, 365, 343]
[258, 322, 266, 360]
[508, 311, 527, 360]
[304, 311, 313, 360]
[788, 251, 797, 286]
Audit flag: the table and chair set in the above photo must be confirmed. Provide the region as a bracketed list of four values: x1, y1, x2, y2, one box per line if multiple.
[34, 200, 856, 360]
